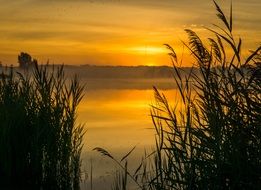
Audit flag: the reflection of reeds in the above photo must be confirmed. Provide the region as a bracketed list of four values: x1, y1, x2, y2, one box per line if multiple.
[0, 65, 84, 189]
[96, 1, 261, 189]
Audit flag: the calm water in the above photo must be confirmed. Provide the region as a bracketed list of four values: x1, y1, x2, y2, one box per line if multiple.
[78, 79, 178, 190]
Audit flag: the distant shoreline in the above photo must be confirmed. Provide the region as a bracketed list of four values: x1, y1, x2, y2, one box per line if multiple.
[0, 64, 197, 79]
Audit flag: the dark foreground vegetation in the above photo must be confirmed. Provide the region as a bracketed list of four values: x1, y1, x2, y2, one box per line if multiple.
[0, 65, 84, 189]
[95, 1, 261, 190]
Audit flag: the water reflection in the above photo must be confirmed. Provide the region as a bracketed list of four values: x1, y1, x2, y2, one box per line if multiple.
[78, 79, 178, 190]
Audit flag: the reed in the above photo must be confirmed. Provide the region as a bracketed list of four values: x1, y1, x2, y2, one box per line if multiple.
[0, 65, 84, 189]
[146, 1, 261, 189]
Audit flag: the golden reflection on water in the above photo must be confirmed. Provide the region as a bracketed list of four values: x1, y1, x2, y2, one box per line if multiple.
[78, 89, 181, 149]
[77, 88, 181, 189]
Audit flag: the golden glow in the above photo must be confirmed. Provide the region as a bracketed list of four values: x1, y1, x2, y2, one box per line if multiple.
[126, 46, 167, 55]
[78, 88, 179, 132]
[78, 88, 187, 151]
[0, 1, 260, 66]
[146, 62, 156, 66]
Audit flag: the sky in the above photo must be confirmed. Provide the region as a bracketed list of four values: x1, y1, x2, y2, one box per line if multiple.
[0, 0, 260, 66]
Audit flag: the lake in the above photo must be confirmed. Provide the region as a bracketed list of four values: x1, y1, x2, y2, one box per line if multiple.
[77, 78, 178, 190]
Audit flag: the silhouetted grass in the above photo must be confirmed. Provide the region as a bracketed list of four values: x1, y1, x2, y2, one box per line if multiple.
[0, 65, 84, 189]
[95, 1, 261, 189]
[145, 1, 261, 189]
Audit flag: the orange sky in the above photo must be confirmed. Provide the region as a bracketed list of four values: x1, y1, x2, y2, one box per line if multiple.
[0, 0, 260, 66]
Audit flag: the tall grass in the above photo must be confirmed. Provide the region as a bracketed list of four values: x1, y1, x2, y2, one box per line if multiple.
[146, 1, 261, 189]
[0, 65, 84, 189]
[95, 1, 260, 189]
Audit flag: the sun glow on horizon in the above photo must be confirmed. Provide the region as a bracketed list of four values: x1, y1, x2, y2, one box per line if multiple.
[0, 1, 260, 66]
[126, 46, 167, 55]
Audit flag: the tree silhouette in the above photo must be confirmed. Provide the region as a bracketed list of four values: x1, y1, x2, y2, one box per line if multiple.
[18, 52, 38, 69]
